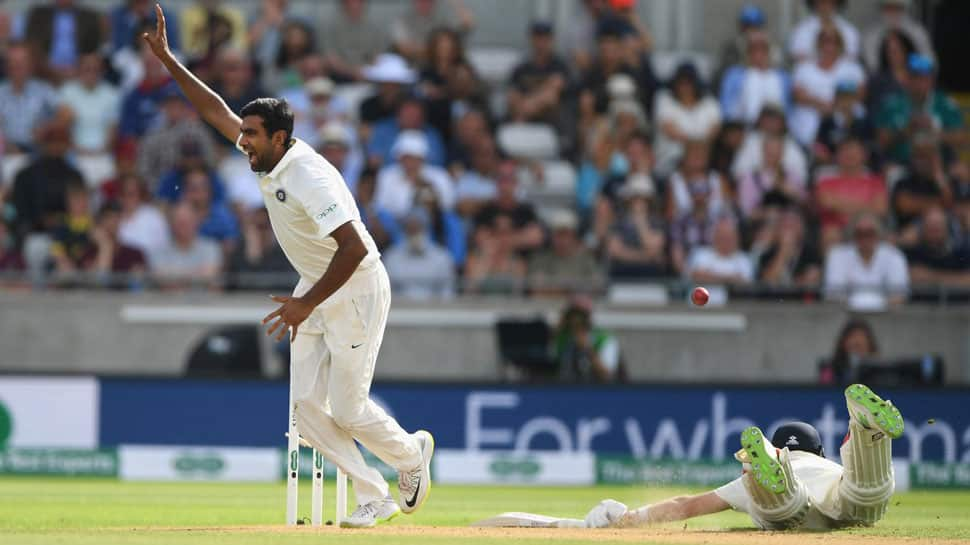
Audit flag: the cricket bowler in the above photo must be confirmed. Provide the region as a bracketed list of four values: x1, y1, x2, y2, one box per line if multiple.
[143, 4, 432, 527]
[479, 384, 904, 531]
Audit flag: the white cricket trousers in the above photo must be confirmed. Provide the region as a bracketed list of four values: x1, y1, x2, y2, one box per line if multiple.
[289, 264, 422, 505]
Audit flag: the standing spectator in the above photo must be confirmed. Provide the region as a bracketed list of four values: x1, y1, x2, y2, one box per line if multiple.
[355, 167, 400, 252]
[820, 318, 880, 385]
[368, 98, 447, 167]
[788, 0, 860, 63]
[24, 0, 104, 84]
[359, 54, 417, 126]
[323, 0, 385, 82]
[374, 131, 455, 219]
[179, 0, 246, 62]
[686, 215, 753, 285]
[111, 0, 182, 55]
[472, 162, 544, 254]
[789, 26, 866, 146]
[553, 297, 623, 383]
[875, 54, 965, 166]
[719, 30, 791, 125]
[226, 208, 292, 290]
[179, 167, 239, 245]
[737, 133, 807, 220]
[57, 53, 121, 154]
[10, 125, 84, 238]
[118, 42, 178, 139]
[891, 133, 953, 231]
[654, 62, 721, 177]
[528, 209, 604, 295]
[903, 207, 970, 287]
[148, 202, 223, 285]
[862, 0, 934, 73]
[116, 174, 170, 256]
[815, 137, 888, 250]
[209, 47, 265, 148]
[391, 0, 475, 63]
[48, 180, 94, 274]
[464, 212, 526, 295]
[605, 174, 668, 279]
[507, 21, 571, 126]
[757, 208, 822, 286]
[731, 104, 808, 184]
[136, 89, 217, 189]
[824, 213, 909, 306]
[814, 80, 874, 165]
[0, 43, 59, 152]
[383, 207, 455, 300]
[667, 141, 726, 219]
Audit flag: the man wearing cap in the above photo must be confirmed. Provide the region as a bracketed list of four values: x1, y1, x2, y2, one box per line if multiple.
[862, 0, 934, 74]
[719, 30, 791, 124]
[359, 53, 417, 125]
[714, 4, 782, 86]
[814, 80, 874, 164]
[382, 207, 455, 300]
[143, 5, 434, 527]
[317, 122, 362, 192]
[507, 21, 571, 126]
[875, 53, 965, 165]
[527, 208, 604, 296]
[375, 130, 455, 219]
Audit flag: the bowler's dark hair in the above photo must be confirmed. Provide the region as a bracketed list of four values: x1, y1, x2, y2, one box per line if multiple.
[240, 98, 294, 143]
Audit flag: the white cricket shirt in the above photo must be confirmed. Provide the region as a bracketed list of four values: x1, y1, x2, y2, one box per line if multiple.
[237, 136, 380, 286]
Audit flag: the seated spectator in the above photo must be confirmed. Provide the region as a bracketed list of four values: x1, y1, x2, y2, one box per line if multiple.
[814, 80, 874, 165]
[591, 131, 655, 244]
[137, 89, 217, 187]
[10, 125, 84, 238]
[788, 0, 860, 63]
[866, 28, 913, 114]
[670, 180, 720, 275]
[862, 0, 934, 73]
[757, 208, 822, 286]
[876, 54, 965, 166]
[605, 174, 667, 279]
[359, 54, 417, 126]
[247, 0, 291, 79]
[355, 167, 400, 252]
[277, 57, 334, 145]
[148, 202, 223, 286]
[581, 90, 649, 211]
[824, 213, 909, 306]
[226, 208, 292, 290]
[368, 96, 447, 167]
[731, 104, 808, 185]
[464, 212, 526, 295]
[412, 184, 466, 266]
[903, 207, 970, 287]
[111, 0, 181, 55]
[79, 202, 148, 287]
[507, 21, 571, 127]
[654, 62, 721, 177]
[455, 134, 500, 218]
[179, 0, 246, 62]
[709, 121, 747, 190]
[49, 181, 94, 274]
[323, 0, 386, 82]
[789, 25, 866, 146]
[57, 53, 120, 155]
[472, 162, 544, 255]
[419, 27, 487, 141]
[116, 174, 170, 256]
[179, 167, 239, 245]
[891, 132, 952, 231]
[714, 5, 782, 85]
[820, 318, 880, 385]
[719, 30, 791, 125]
[316, 122, 362, 193]
[667, 140, 726, 219]
[209, 47, 265, 148]
[383, 207, 456, 300]
[259, 18, 315, 94]
[814, 137, 888, 250]
[118, 41, 178, 139]
[155, 141, 227, 206]
[528, 209, 604, 295]
[24, 0, 103, 84]
[686, 215, 753, 285]
[737, 133, 807, 220]
[391, 0, 475, 63]
[553, 296, 623, 383]
[0, 43, 59, 152]
[374, 131, 455, 219]
[448, 108, 490, 170]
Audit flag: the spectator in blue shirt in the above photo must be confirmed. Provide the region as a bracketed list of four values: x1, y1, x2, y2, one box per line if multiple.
[0, 43, 59, 151]
[155, 141, 227, 204]
[367, 96, 446, 167]
[179, 167, 239, 245]
[118, 43, 178, 138]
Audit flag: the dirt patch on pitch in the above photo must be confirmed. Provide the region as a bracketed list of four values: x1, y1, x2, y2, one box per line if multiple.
[151, 525, 964, 544]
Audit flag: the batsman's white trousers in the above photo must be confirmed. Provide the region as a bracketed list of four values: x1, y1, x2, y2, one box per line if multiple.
[289, 264, 421, 505]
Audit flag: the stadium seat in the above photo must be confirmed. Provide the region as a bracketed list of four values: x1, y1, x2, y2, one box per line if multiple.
[607, 283, 670, 306]
[467, 47, 522, 85]
[497, 123, 559, 160]
[517, 160, 577, 208]
[74, 154, 116, 188]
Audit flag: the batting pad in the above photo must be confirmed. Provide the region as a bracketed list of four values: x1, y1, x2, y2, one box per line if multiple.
[742, 448, 810, 529]
[838, 419, 894, 523]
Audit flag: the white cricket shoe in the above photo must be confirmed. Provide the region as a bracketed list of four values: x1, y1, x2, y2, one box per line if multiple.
[584, 499, 628, 528]
[340, 497, 401, 528]
[398, 429, 434, 514]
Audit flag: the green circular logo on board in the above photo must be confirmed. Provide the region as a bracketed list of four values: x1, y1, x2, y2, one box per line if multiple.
[0, 400, 12, 448]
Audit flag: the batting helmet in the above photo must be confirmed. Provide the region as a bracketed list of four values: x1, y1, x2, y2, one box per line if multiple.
[771, 421, 825, 457]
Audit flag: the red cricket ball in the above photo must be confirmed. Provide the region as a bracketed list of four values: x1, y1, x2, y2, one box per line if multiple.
[691, 286, 709, 306]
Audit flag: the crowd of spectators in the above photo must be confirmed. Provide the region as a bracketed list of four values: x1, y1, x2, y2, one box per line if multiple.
[0, 0, 967, 308]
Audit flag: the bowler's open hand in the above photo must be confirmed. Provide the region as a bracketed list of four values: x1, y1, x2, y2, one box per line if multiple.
[262, 295, 313, 343]
[141, 3, 171, 60]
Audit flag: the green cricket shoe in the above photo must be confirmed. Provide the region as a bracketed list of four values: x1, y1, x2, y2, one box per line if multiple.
[845, 383, 905, 439]
[740, 426, 787, 494]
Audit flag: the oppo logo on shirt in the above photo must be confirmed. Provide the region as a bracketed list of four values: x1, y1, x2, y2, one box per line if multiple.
[315, 203, 338, 220]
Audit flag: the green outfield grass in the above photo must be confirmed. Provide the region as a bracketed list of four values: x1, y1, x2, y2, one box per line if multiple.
[1, 478, 969, 544]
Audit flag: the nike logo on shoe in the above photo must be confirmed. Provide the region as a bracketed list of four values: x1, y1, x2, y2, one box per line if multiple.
[351, 343, 363, 349]
[405, 482, 420, 508]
